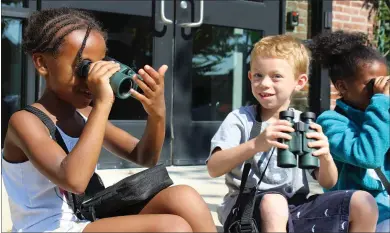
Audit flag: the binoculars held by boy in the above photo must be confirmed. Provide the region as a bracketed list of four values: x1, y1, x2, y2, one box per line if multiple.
[277, 111, 319, 169]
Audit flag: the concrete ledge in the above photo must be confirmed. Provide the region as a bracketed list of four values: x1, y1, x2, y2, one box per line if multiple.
[2, 165, 323, 232]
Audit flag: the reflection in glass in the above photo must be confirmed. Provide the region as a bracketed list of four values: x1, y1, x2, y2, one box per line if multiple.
[92, 11, 153, 120]
[2, 0, 23, 7]
[2, 18, 23, 147]
[192, 25, 262, 121]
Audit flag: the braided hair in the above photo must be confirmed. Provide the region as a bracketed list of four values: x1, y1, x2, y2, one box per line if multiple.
[22, 7, 106, 65]
[309, 30, 386, 84]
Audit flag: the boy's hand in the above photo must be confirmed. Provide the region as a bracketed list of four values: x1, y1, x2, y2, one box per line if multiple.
[373, 76, 389, 96]
[306, 123, 332, 161]
[131, 65, 168, 119]
[255, 120, 295, 152]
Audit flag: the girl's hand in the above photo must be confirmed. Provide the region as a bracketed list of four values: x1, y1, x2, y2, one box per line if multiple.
[373, 76, 390, 96]
[131, 65, 168, 119]
[87, 60, 120, 105]
[306, 123, 332, 161]
[255, 120, 295, 152]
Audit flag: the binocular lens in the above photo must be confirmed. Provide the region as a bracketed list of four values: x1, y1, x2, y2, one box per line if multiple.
[118, 78, 134, 97]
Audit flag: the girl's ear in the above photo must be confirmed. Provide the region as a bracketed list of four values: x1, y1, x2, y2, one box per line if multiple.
[32, 53, 48, 77]
[334, 80, 348, 95]
[295, 74, 308, 91]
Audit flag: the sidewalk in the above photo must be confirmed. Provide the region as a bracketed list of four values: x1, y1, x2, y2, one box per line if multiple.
[1, 166, 323, 232]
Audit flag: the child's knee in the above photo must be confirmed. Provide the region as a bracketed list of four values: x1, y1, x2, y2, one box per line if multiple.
[259, 193, 289, 216]
[160, 215, 192, 232]
[350, 191, 378, 219]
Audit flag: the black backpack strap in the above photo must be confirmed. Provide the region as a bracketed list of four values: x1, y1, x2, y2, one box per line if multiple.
[334, 105, 390, 194]
[234, 104, 276, 232]
[23, 105, 69, 154]
[23, 105, 83, 218]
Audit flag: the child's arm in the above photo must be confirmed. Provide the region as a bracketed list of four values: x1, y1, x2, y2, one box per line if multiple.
[306, 123, 338, 189]
[317, 94, 390, 169]
[81, 65, 168, 167]
[207, 117, 294, 178]
[6, 61, 120, 194]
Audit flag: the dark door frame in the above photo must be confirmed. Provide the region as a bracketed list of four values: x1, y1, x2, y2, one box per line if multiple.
[172, 0, 283, 165]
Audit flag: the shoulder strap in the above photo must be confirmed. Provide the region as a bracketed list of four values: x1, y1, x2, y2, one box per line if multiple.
[23, 105, 69, 153]
[23, 105, 82, 217]
[334, 105, 390, 194]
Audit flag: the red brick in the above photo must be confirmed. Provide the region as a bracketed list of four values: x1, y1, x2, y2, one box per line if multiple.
[332, 21, 343, 30]
[335, 1, 351, 7]
[334, 13, 351, 21]
[351, 1, 363, 8]
[343, 7, 360, 15]
[351, 16, 367, 23]
[343, 23, 367, 31]
[333, 5, 343, 13]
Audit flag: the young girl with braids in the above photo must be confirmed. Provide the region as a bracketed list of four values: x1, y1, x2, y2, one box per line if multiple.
[311, 31, 389, 232]
[2, 7, 216, 232]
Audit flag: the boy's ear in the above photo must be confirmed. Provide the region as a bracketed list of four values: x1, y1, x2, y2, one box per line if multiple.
[248, 71, 252, 81]
[295, 74, 308, 91]
[32, 53, 48, 77]
[334, 80, 347, 95]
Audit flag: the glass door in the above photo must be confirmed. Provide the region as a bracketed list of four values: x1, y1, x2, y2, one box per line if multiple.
[41, 0, 175, 168]
[172, 0, 283, 165]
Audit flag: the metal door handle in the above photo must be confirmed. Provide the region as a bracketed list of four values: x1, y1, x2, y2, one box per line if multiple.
[161, 0, 173, 24]
[179, 0, 204, 27]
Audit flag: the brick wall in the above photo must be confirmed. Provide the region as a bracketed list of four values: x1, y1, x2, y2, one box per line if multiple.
[330, 0, 376, 109]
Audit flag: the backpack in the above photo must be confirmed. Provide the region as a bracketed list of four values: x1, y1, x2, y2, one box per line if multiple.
[24, 105, 173, 221]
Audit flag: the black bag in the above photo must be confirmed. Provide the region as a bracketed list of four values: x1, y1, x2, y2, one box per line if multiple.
[224, 105, 274, 233]
[24, 105, 174, 221]
[334, 105, 390, 194]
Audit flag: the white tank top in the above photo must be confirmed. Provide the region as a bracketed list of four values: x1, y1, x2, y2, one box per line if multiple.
[2, 116, 90, 232]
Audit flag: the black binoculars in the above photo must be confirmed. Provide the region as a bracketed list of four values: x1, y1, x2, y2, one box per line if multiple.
[76, 57, 141, 99]
[277, 110, 319, 169]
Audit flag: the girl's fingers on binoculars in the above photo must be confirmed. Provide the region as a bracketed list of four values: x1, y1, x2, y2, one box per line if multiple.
[129, 88, 148, 103]
[88, 61, 117, 75]
[145, 65, 167, 85]
[157, 65, 168, 80]
[374, 76, 390, 93]
[133, 74, 153, 97]
[138, 69, 157, 91]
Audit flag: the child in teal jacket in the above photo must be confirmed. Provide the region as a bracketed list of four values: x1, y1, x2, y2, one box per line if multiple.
[310, 31, 389, 232]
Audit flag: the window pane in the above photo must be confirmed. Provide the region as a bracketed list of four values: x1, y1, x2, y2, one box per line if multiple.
[92, 11, 153, 120]
[2, 0, 24, 7]
[192, 25, 262, 121]
[2, 18, 23, 147]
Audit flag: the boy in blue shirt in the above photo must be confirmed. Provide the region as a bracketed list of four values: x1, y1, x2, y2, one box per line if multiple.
[207, 35, 379, 232]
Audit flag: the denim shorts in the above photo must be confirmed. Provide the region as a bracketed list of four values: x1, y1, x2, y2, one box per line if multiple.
[255, 190, 355, 233]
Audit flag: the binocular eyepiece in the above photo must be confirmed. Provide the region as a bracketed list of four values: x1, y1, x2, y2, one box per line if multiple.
[277, 110, 319, 169]
[76, 57, 140, 99]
